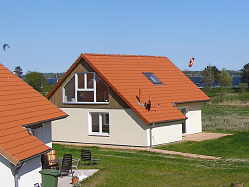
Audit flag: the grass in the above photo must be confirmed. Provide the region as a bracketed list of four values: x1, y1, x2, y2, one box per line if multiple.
[157, 132, 249, 159]
[202, 103, 249, 132]
[202, 87, 237, 97]
[53, 144, 249, 187]
[202, 103, 249, 116]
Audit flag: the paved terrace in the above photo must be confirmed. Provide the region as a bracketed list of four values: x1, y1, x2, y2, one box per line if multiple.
[58, 169, 99, 187]
[183, 132, 232, 142]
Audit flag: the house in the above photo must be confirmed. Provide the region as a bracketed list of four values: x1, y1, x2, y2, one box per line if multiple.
[0, 64, 68, 187]
[47, 53, 209, 147]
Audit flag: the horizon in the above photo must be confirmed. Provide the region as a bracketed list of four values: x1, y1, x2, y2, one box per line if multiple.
[1, 1, 249, 73]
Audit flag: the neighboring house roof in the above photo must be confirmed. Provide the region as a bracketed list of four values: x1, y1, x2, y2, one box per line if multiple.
[47, 53, 209, 124]
[0, 64, 68, 165]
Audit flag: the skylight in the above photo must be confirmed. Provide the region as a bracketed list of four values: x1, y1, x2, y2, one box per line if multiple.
[143, 72, 162, 85]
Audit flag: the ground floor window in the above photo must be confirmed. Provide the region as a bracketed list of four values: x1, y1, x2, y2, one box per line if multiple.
[89, 112, 110, 136]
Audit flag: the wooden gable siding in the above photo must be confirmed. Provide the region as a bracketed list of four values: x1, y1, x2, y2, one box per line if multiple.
[49, 59, 129, 109]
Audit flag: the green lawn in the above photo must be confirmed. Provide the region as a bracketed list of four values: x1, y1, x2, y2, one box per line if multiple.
[54, 144, 249, 187]
[157, 132, 249, 159]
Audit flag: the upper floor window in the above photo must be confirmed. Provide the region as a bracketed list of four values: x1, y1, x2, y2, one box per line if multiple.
[63, 72, 109, 104]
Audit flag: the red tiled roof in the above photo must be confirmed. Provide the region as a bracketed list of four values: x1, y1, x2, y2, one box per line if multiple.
[0, 64, 68, 165]
[47, 53, 209, 124]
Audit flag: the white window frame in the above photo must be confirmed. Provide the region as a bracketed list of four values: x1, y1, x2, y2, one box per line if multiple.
[62, 72, 109, 104]
[88, 112, 110, 136]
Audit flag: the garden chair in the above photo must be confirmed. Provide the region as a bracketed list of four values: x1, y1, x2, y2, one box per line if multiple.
[80, 149, 100, 165]
[60, 154, 74, 177]
[60, 154, 80, 177]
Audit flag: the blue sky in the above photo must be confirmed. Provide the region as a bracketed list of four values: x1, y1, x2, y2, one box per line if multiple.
[1, 0, 249, 73]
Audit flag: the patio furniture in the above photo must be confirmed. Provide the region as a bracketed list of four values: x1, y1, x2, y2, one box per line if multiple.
[80, 149, 100, 165]
[60, 154, 74, 177]
[60, 154, 80, 177]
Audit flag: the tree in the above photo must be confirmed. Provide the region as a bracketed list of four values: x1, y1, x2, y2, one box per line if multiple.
[201, 66, 220, 87]
[13, 66, 23, 78]
[24, 72, 48, 93]
[218, 69, 232, 87]
[241, 63, 249, 87]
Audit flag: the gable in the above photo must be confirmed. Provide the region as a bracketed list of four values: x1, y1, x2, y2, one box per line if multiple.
[48, 53, 209, 124]
[49, 58, 129, 109]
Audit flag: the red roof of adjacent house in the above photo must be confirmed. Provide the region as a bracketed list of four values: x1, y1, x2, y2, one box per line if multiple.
[0, 64, 68, 165]
[47, 53, 209, 124]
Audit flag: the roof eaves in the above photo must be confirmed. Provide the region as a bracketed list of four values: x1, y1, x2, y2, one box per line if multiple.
[22, 114, 69, 128]
[175, 99, 210, 105]
[153, 117, 187, 124]
[17, 148, 51, 165]
[0, 146, 18, 165]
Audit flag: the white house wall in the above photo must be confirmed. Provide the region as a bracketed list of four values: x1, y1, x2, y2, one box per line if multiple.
[185, 104, 202, 134]
[0, 155, 15, 187]
[52, 108, 149, 146]
[17, 156, 42, 187]
[0, 155, 42, 187]
[151, 123, 182, 146]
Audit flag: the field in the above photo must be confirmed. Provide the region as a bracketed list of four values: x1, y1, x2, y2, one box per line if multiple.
[54, 88, 249, 186]
[202, 88, 249, 132]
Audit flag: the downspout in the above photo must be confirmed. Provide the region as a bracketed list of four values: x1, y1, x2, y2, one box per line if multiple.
[11, 162, 24, 187]
[149, 123, 155, 148]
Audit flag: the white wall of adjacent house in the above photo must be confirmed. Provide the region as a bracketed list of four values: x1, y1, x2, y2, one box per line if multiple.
[184, 104, 202, 134]
[17, 122, 52, 187]
[0, 155, 15, 187]
[0, 155, 42, 187]
[52, 108, 149, 146]
[150, 123, 183, 146]
[17, 156, 42, 187]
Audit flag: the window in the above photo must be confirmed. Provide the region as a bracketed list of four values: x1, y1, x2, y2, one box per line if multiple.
[89, 112, 110, 136]
[63, 72, 109, 103]
[143, 72, 162, 85]
[64, 76, 76, 102]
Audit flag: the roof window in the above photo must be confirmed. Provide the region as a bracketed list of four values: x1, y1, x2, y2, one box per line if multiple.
[143, 72, 162, 85]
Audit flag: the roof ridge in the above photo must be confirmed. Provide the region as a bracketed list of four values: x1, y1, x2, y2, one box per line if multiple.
[82, 53, 167, 58]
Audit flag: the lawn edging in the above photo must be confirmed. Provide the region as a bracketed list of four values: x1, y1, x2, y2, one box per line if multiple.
[53, 141, 221, 160]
